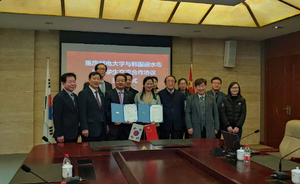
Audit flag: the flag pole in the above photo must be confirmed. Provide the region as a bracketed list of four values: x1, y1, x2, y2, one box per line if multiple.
[43, 57, 54, 144]
[188, 39, 195, 94]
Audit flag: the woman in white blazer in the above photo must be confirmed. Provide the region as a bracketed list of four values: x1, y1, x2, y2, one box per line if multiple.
[134, 76, 161, 105]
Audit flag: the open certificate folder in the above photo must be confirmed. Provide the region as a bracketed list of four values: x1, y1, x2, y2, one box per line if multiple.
[137, 104, 163, 123]
[111, 103, 138, 123]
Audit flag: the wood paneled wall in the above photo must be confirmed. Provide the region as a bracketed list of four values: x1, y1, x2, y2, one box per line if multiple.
[0, 30, 261, 154]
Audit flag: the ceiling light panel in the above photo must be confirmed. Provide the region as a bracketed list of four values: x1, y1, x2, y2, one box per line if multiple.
[0, 0, 61, 15]
[171, 2, 211, 24]
[247, 0, 300, 26]
[65, 0, 100, 18]
[203, 3, 256, 27]
[280, 0, 300, 9]
[103, 0, 140, 20]
[138, 0, 177, 22]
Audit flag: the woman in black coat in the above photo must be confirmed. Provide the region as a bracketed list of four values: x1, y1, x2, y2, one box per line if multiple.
[221, 82, 246, 139]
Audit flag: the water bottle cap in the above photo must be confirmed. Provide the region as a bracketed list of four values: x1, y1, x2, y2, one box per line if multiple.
[245, 144, 249, 147]
[61, 182, 67, 184]
[65, 154, 69, 157]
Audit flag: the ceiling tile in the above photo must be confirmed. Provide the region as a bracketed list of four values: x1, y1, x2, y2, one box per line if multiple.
[65, 0, 100, 18]
[103, 0, 140, 20]
[138, 0, 177, 22]
[0, 0, 61, 15]
[171, 2, 211, 24]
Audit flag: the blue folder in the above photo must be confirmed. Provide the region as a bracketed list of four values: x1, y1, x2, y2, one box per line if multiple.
[137, 104, 163, 123]
[111, 103, 124, 123]
[138, 104, 150, 123]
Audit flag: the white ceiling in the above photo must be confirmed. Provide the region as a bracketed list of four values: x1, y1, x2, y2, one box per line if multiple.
[1, 12, 300, 41]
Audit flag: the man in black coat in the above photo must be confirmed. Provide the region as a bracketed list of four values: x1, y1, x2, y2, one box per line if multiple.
[83, 63, 112, 95]
[78, 72, 108, 142]
[53, 73, 79, 143]
[124, 73, 138, 96]
[206, 77, 226, 139]
[158, 75, 186, 139]
[105, 73, 135, 140]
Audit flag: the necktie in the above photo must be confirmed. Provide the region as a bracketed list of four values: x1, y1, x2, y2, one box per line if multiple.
[70, 93, 74, 101]
[119, 92, 123, 104]
[70, 93, 75, 105]
[200, 96, 204, 101]
[100, 82, 105, 95]
[95, 91, 101, 108]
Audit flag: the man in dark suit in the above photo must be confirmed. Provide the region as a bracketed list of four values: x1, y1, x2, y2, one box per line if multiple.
[206, 77, 226, 139]
[186, 78, 219, 138]
[158, 75, 186, 139]
[78, 72, 108, 142]
[124, 73, 138, 96]
[53, 73, 79, 143]
[105, 73, 135, 140]
[83, 63, 112, 95]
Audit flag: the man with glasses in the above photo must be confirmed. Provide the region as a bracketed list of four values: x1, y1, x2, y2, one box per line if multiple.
[185, 78, 219, 138]
[206, 77, 226, 139]
[83, 63, 112, 96]
[158, 75, 186, 139]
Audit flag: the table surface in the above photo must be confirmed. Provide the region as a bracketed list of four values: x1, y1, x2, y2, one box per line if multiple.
[10, 139, 293, 184]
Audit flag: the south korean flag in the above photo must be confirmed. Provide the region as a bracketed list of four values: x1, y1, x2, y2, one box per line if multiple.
[128, 123, 144, 142]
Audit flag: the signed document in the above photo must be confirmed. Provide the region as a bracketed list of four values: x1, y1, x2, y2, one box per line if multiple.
[150, 105, 163, 123]
[124, 104, 138, 122]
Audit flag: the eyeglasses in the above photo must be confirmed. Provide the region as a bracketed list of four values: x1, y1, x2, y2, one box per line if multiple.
[231, 87, 239, 89]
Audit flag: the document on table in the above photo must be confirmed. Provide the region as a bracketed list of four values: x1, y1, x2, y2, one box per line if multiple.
[124, 104, 138, 122]
[150, 105, 163, 123]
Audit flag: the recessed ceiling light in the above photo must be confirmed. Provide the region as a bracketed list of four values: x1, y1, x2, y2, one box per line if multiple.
[124, 27, 131, 29]
[194, 30, 201, 33]
[45, 22, 53, 25]
[274, 26, 283, 29]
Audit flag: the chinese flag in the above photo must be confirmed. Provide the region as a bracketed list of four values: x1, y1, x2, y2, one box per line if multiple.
[145, 124, 158, 141]
[188, 64, 195, 94]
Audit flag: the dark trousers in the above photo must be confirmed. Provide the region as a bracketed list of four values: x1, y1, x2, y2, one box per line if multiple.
[201, 127, 207, 138]
[107, 124, 131, 141]
[81, 127, 106, 142]
[159, 127, 183, 139]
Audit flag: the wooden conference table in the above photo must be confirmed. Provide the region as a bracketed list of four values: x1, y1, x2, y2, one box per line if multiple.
[10, 139, 293, 184]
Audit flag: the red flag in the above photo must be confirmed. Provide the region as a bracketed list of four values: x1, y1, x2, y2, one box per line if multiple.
[145, 124, 158, 141]
[188, 64, 195, 94]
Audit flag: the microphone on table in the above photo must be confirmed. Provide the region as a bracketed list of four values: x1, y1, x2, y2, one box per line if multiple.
[42, 136, 71, 161]
[233, 129, 260, 145]
[21, 164, 50, 184]
[272, 147, 300, 180]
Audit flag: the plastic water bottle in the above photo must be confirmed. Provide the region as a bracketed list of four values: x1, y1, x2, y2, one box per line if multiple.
[62, 154, 73, 179]
[244, 144, 251, 163]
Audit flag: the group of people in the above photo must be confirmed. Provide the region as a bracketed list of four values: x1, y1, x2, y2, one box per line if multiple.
[53, 63, 247, 143]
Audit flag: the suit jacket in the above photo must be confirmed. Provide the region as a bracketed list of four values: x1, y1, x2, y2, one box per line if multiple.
[185, 94, 220, 138]
[127, 87, 138, 97]
[158, 88, 186, 131]
[53, 89, 79, 140]
[78, 87, 107, 137]
[206, 90, 226, 128]
[105, 89, 135, 136]
[134, 92, 161, 105]
[83, 80, 113, 94]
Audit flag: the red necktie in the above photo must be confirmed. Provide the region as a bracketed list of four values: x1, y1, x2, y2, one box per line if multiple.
[95, 91, 101, 108]
[119, 92, 123, 104]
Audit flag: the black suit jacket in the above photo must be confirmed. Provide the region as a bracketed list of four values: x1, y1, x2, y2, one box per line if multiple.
[105, 89, 135, 136]
[158, 88, 186, 131]
[83, 81, 113, 94]
[53, 89, 79, 140]
[127, 87, 138, 97]
[78, 87, 107, 137]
